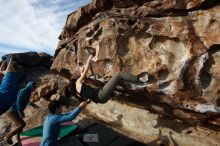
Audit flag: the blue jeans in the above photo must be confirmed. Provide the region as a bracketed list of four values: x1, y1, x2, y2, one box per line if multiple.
[0, 72, 18, 115]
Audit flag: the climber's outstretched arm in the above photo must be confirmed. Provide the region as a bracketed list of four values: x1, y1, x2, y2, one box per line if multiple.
[77, 55, 93, 83]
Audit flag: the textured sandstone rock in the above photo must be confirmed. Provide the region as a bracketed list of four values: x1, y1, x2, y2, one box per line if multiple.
[51, 0, 220, 145]
[31, 74, 58, 102]
[84, 100, 220, 146]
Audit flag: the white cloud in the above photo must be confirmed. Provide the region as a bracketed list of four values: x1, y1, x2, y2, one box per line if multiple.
[0, 0, 91, 56]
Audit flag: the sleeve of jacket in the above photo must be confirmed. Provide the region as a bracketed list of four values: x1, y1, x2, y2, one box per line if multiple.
[53, 107, 81, 123]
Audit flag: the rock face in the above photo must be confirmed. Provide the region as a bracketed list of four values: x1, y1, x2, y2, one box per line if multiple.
[51, 0, 220, 145]
[84, 101, 220, 146]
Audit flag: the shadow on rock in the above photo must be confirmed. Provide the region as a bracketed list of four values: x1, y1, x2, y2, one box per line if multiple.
[154, 115, 192, 133]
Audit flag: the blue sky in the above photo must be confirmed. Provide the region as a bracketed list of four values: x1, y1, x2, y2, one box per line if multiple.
[0, 0, 91, 58]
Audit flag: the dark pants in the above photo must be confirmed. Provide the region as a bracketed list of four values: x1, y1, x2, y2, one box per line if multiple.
[97, 72, 138, 103]
[6, 110, 26, 141]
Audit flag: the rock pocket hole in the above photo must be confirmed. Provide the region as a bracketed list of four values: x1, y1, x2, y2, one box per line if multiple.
[158, 69, 169, 81]
[93, 23, 100, 31]
[186, 130, 192, 134]
[127, 19, 136, 25]
[86, 29, 94, 37]
[148, 74, 157, 84]
[117, 35, 130, 57]
[159, 81, 172, 90]
[118, 28, 127, 35]
[84, 47, 96, 56]
[93, 28, 103, 39]
[200, 71, 212, 89]
[79, 62, 84, 67]
[185, 104, 190, 108]
[199, 45, 220, 89]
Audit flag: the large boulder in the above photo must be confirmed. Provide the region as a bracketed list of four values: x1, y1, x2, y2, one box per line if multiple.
[51, 0, 220, 145]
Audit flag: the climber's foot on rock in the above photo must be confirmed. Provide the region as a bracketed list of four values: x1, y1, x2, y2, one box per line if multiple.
[138, 72, 149, 83]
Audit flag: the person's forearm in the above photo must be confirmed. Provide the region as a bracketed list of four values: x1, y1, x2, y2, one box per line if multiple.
[84, 57, 92, 74]
[79, 56, 92, 81]
[68, 107, 81, 119]
[54, 107, 81, 123]
[6, 58, 16, 73]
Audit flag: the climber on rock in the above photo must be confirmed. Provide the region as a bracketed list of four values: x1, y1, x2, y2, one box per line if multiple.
[65, 54, 149, 104]
[4, 81, 38, 144]
[0, 56, 19, 116]
[40, 99, 90, 146]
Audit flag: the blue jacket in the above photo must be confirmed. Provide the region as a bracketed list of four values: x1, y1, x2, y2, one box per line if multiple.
[0, 72, 18, 115]
[11, 81, 33, 118]
[40, 108, 81, 146]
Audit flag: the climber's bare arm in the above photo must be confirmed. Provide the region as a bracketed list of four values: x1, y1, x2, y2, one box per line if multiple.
[5, 57, 16, 73]
[77, 55, 93, 83]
